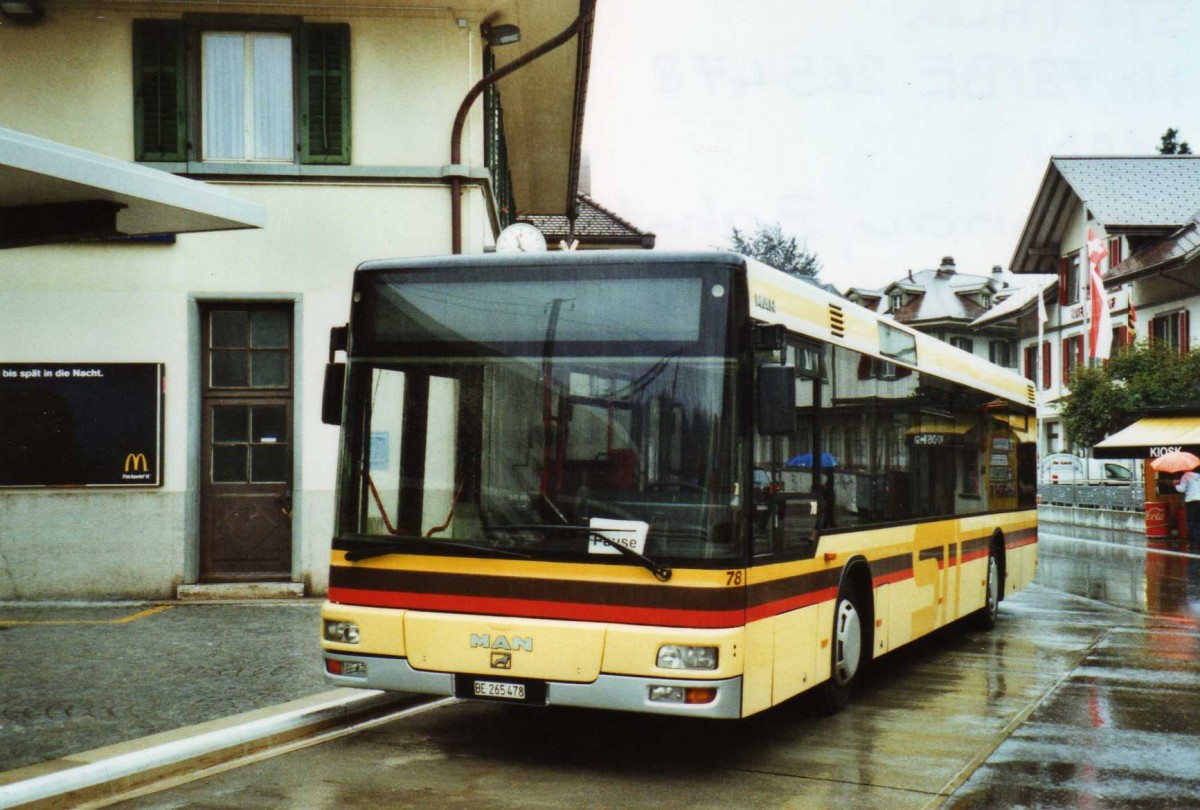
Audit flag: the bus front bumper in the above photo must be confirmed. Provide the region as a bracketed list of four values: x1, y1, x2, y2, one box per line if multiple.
[323, 653, 743, 719]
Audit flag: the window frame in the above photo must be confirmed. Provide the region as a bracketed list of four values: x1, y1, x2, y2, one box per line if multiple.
[134, 16, 350, 166]
[1150, 310, 1191, 356]
[1023, 344, 1038, 383]
[949, 336, 974, 354]
[1061, 334, 1084, 385]
[1059, 254, 1081, 306]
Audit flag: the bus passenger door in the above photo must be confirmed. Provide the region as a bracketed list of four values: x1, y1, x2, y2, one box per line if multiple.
[751, 339, 824, 559]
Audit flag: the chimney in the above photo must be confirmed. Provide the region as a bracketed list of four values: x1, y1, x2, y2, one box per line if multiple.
[937, 256, 956, 276]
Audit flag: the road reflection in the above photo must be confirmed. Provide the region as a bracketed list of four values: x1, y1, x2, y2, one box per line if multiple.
[1037, 532, 1200, 630]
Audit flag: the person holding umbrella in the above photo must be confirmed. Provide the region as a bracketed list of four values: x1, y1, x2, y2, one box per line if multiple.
[1150, 451, 1200, 546]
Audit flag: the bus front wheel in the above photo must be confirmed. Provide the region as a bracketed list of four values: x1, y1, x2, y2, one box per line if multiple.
[818, 582, 864, 713]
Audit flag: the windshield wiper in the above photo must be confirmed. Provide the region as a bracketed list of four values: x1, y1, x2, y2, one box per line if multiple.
[487, 524, 672, 582]
[338, 535, 531, 562]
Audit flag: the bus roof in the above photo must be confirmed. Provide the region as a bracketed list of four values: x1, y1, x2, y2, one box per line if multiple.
[354, 250, 1035, 409]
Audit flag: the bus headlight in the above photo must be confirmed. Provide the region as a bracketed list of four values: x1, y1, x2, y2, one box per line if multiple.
[657, 645, 718, 670]
[324, 620, 360, 644]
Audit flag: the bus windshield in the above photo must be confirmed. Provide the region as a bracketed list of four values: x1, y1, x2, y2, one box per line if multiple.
[339, 264, 743, 565]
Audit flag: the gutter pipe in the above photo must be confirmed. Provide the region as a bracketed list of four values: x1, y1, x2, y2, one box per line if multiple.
[449, 1, 595, 254]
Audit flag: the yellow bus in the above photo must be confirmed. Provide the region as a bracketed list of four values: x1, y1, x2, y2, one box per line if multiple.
[320, 251, 1037, 718]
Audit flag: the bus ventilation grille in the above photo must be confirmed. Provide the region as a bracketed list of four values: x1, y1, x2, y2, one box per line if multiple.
[829, 304, 845, 338]
[1026, 383, 1036, 405]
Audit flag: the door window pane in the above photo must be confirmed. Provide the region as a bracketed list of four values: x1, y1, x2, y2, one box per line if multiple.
[211, 311, 248, 348]
[251, 352, 289, 388]
[212, 352, 250, 388]
[252, 407, 287, 442]
[213, 445, 248, 483]
[214, 406, 249, 442]
[251, 445, 288, 482]
[251, 310, 289, 348]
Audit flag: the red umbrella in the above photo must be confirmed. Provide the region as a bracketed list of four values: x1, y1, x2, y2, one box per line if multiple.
[1149, 451, 1200, 473]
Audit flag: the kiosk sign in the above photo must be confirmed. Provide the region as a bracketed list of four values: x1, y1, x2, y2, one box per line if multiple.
[0, 363, 164, 487]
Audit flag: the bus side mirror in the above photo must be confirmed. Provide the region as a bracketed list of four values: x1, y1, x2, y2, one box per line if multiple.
[322, 363, 346, 426]
[758, 364, 796, 435]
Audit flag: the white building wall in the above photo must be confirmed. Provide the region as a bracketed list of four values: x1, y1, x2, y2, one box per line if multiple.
[0, 9, 502, 599]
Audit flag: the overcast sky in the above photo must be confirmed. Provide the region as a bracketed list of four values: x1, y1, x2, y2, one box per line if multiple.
[582, 0, 1200, 291]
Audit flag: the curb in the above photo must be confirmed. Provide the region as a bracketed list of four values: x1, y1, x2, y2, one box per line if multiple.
[0, 689, 435, 809]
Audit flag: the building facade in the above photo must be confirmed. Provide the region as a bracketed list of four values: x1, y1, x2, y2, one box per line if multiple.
[0, 0, 594, 599]
[846, 256, 1021, 370]
[1006, 156, 1200, 458]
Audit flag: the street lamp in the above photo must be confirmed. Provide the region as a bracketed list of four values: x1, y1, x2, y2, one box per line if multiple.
[485, 24, 521, 46]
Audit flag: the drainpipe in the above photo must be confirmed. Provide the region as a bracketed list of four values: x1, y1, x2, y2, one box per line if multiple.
[449, 2, 595, 254]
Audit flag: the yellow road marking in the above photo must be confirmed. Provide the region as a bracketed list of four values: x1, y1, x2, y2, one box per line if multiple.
[0, 605, 172, 627]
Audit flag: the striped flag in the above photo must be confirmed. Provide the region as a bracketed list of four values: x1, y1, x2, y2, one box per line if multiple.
[1087, 229, 1112, 360]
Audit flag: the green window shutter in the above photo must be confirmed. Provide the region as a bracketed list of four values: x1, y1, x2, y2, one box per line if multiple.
[133, 20, 186, 162]
[300, 23, 351, 165]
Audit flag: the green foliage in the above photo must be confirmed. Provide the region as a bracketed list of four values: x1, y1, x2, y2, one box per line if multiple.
[729, 222, 822, 279]
[1062, 342, 1200, 446]
[1158, 127, 1192, 155]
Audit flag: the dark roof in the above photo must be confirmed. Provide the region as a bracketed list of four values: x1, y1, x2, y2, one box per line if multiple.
[880, 265, 1003, 326]
[1011, 156, 1200, 274]
[1105, 214, 1200, 284]
[519, 193, 656, 249]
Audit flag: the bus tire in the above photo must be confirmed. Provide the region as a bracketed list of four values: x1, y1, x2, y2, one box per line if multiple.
[817, 581, 864, 714]
[971, 548, 1001, 631]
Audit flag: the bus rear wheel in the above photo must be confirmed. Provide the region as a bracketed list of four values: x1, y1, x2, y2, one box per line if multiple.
[818, 582, 864, 713]
[971, 550, 1001, 631]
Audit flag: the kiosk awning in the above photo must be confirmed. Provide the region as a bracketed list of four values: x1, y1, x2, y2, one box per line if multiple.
[1094, 416, 1200, 458]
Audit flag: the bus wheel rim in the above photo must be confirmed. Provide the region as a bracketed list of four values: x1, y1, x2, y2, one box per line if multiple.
[833, 598, 862, 685]
[986, 556, 999, 615]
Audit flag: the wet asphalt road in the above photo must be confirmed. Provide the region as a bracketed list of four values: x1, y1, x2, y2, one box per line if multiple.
[103, 535, 1200, 809]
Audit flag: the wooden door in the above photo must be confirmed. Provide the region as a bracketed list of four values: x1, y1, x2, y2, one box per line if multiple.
[199, 305, 293, 580]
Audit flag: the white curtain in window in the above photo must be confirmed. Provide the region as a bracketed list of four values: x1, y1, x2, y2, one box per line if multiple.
[253, 35, 293, 160]
[203, 33, 245, 160]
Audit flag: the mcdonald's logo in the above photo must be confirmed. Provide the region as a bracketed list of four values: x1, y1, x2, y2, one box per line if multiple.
[124, 453, 149, 473]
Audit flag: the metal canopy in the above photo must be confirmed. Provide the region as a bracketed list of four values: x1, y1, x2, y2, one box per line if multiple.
[0, 127, 265, 249]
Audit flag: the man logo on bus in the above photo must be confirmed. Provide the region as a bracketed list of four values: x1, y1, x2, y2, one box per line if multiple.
[491, 652, 512, 669]
[470, 633, 533, 653]
[124, 453, 148, 472]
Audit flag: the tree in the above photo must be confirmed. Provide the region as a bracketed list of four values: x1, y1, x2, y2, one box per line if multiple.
[1158, 128, 1192, 155]
[729, 222, 822, 279]
[1061, 342, 1200, 447]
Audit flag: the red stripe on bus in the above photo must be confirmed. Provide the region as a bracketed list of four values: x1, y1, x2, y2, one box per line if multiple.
[745, 585, 839, 622]
[327, 587, 747, 628]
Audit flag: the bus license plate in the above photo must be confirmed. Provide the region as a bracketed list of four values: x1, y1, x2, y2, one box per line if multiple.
[473, 680, 526, 700]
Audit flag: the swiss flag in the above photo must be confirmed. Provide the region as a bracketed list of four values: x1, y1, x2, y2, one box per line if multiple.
[1087, 228, 1112, 360]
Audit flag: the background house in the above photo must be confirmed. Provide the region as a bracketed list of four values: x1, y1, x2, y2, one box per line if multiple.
[1008, 156, 1200, 458]
[0, 0, 595, 600]
[846, 256, 1021, 370]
